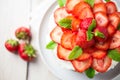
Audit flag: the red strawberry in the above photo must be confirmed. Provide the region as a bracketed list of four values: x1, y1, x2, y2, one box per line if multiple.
[71, 33, 77, 48]
[110, 31, 120, 49]
[93, 3, 107, 13]
[92, 56, 112, 73]
[94, 0, 103, 4]
[50, 26, 63, 43]
[57, 45, 71, 60]
[109, 13, 120, 29]
[106, 1, 117, 14]
[72, 2, 91, 18]
[54, 7, 71, 24]
[115, 12, 120, 18]
[72, 57, 92, 73]
[61, 31, 75, 50]
[83, 47, 96, 54]
[65, 0, 84, 13]
[77, 52, 91, 61]
[5, 39, 19, 52]
[95, 40, 110, 50]
[78, 7, 94, 19]
[92, 50, 106, 59]
[80, 18, 93, 30]
[95, 12, 108, 27]
[71, 17, 81, 31]
[76, 29, 95, 48]
[107, 24, 116, 35]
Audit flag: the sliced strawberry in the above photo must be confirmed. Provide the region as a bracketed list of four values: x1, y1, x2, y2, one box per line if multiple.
[50, 26, 63, 43]
[54, 7, 71, 24]
[106, 1, 117, 14]
[92, 49, 106, 59]
[92, 56, 112, 73]
[83, 47, 96, 54]
[95, 40, 110, 50]
[110, 31, 120, 49]
[93, 3, 107, 13]
[107, 24, 116, 35]
[80, 18, 93, 30]
[61, 31, 75, 50]
[77, 52, 91, 61]
[72, 2, 91, 18]
[79, 7, 94, 19]
[65, 0, 84, 13]
[71, 33, 77, 48]
[95, 12, 108, 27]
[57, 45, 71, 60]
[94, 0, 103, 4]
[115, 12, 120, 18]
[72, 58, 92, 73]
[109, 13, 120, 29]
[71, 17, 81, 31]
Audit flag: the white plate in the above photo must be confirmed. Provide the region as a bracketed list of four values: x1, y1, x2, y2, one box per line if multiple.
[37, 0, 120, 80]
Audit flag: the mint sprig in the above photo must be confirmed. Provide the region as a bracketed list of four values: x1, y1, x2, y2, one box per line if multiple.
[46, 41, 57, 50]
[57, 0, 66, 7]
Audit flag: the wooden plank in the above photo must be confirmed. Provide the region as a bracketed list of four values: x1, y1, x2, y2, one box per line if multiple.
[0, 0, 30, 80]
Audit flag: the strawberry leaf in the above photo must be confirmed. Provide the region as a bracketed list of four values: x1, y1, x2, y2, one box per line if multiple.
[57, 0, 66, 7]
[85, 0, 95, 7]
[46, 41, 57, 50]
[68, 46, 83, 60]
[95, 31, 105, 38]
[58, 18, 72, 29]
[85, 68, 95, 78]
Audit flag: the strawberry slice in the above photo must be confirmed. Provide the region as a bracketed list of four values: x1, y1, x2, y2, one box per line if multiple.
[94, 0, 103, 4]
[80, 18, 93, 30]
[61, 31, 75, 50]
[93, 3, 107, 13]
[77, 52, 91, 61]
[54, 7, 71, 24]
[109, 13, 120, 29]
[95, 40, 110, 50]
[50, 26, 63, 43]
[72, 2, 91, 18]
[72, 58, 92, 73]
[71, 33, 77, 48]
[92, 56, 112, 73]
[107, 24, 116, 35]
[95, 12, 108, 27]
[57, 45, 71, 60]
[110, 31, 120, 49]
[65, 0, 84, 13]
[78, 7, 94, 19]
[106, 1, 117, 14]
[92, 49, 106, 59]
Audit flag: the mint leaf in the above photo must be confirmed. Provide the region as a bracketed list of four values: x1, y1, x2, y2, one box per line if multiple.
[46, 41, 57, 50]
[57, 0, 66, 7]
[105, 0, 110, 2]
[85, 0, 95, 7]
[68, 46, 83, 60]
[95, 31, 105, 38]
[87, 31, 94, 41]
[85, 68, 95, 78]
[108, 49, 120, 62]
[58, 18, 72, 29]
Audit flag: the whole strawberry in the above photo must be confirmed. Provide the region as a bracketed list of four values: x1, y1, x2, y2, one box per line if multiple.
[5, 39, 19, 52]
[18, 42, 36, 61]
[15, 27, 31, 40]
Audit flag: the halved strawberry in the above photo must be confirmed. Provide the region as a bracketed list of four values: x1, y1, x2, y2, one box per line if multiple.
[78, 7, 94, 19]
[92, 49, 106, 59]
[65, 0, 84, 13]
[80, 18, 93, 30]
[54, 7, 71, 24]
[107, 24, 116, 35]
[61, 31, 75, 50]
[57, 45, 71, 60]
[92, 56, 112, 73]
[77, 52, 91, 61]
[95, 40, 110, 50]
[50, 26, 63, 43]
[93, 3, 107, 13]
[95, 12, 108, 27]
[110, 31, 120, 49]
[106, 1, 117, 14]
[72, 2, 91, 18]
[94, 0, 103, 4]
[71, 57, 92, 73]
[71, 17, 81, 31]
[109, 13, 120, 29]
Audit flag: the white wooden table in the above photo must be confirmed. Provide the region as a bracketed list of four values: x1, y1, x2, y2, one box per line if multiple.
[0, 0, 59, 80]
